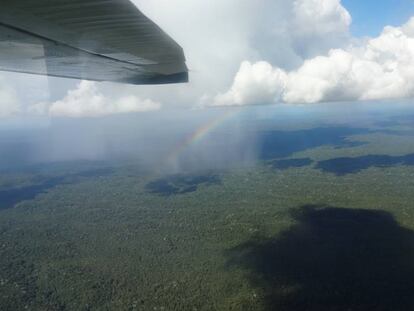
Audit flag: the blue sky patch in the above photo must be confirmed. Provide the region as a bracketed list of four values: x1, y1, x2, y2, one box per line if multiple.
[343, 0, 414, 37]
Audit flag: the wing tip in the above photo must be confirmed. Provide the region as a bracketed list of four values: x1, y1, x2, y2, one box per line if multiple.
[123, 71, 189, 85]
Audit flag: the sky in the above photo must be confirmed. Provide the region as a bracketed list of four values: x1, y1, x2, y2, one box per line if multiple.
[1, 0, 414, 121]
[343, 0, 414, 37]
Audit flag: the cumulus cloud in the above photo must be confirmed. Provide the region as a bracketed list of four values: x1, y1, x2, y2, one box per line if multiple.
[132, 0, 353, 106]
[0, 76, 20, 117]
[213, 61, 287, 106]
[214, 17, 414, 106]
[293, 0, 351, 35]
[290, 0, 351, 57]
[46, 81, 160, 118]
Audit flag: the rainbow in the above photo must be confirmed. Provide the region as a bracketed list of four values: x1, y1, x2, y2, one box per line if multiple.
[165, 109, 240, 166]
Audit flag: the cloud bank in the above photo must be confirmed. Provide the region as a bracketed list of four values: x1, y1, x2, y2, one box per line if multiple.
[30, 81, 161, 118]
[134, 0, 352, 103]
[214, 16, 414, 106]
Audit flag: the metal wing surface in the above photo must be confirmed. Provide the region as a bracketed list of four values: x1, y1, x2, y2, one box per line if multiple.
[0, 0, 188, 84]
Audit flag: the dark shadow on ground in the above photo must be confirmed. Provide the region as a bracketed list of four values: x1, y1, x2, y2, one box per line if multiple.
[226, 205, 414, 311]
[0, 168, 113, 211]
[146, 174, 221, 196]
[258, 127, 369, 160]
[271, 158, 314, 170]
[316, 153, 414, 175]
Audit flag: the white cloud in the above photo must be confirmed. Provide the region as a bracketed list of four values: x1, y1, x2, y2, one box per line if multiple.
[0, 76, 20, 117]
[132, 0, 352, 106]
[214, 17, 414, 106]
[293, 0, 351, 37]
[289, 0, 351, 58]
[47, 81, 160, 118]
[213, 61, 287, 106]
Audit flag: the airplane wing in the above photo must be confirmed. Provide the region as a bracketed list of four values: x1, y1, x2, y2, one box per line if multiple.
[0, 0, 188, 84]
